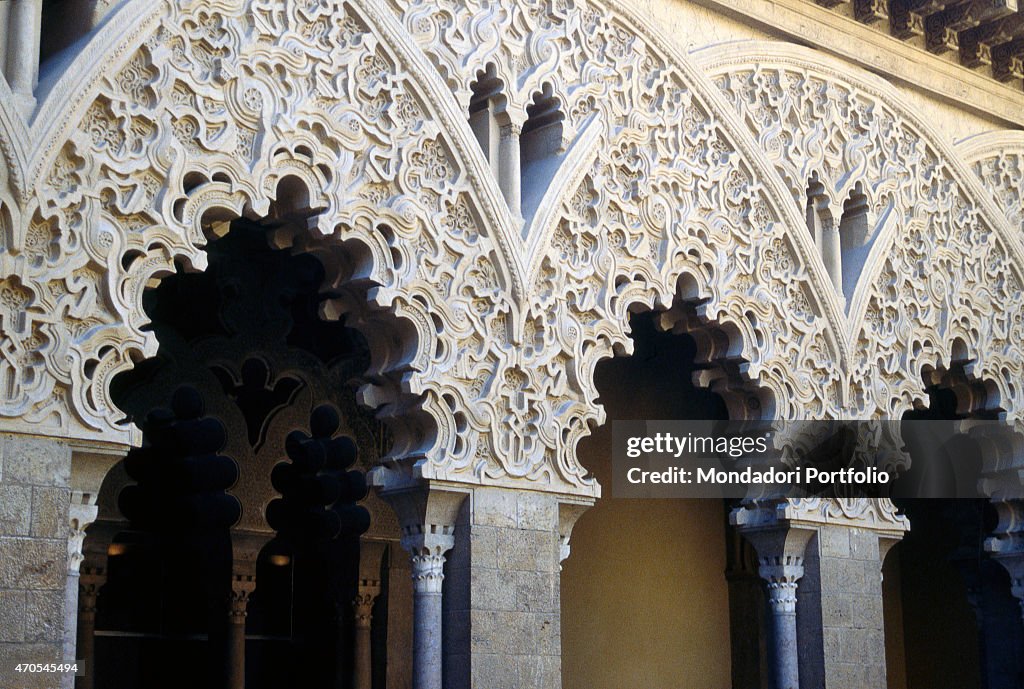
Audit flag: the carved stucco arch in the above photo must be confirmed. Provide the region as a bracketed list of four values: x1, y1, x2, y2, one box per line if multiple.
[695, 41, 1024, 423]
[0, 0, 530, 488]
[4, 0, 1023, 502]
[0, 0, 852, 501]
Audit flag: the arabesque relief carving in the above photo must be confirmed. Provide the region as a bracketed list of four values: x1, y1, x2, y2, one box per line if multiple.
[0, 0, 1022, 501]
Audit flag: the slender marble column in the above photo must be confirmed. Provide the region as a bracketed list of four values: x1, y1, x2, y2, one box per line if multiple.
[224, 573, 253, 689]
[226, 574, 254, 689]
[64, 499, 99, 689]
[0, 2, 11, 76]
[376, 486, 467, 689]
[225, 530, 270, 689]
[405, 531, 453, 689]
[352, 580, 382, 689]
[5, 0, 43, 112]
[760, 558, 804, 689]
[74, 518, 120, 689]
[498, 123, 522, 219]
[731, 514, 814, 689]
[820, 222, 843, 300]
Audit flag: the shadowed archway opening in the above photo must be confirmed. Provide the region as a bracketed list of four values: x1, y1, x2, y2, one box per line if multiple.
[83, 210, 409, 689]
[562, 303, 770, 689]
[888, 362, 1024, 689]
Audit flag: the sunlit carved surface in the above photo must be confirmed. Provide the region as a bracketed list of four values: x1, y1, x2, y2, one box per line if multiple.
[0, 0, 1022, 500]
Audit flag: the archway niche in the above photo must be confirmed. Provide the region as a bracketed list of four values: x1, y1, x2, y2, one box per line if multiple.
[888, 355, 1023, 689]
[561, 284, 773, 689]
[79, 182, 416, 689]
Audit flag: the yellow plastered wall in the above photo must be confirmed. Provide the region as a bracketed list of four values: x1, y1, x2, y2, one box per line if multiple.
[560, 314, 733, 689]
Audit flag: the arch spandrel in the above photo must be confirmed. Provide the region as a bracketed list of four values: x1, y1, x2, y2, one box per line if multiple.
[956, 130, 1024, 238]
[697, 41, 1024, 422]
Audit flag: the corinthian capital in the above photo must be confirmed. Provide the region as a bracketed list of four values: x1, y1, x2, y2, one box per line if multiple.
[376, 482, 469, 594]
[409, 549, 448, 594]
[760, 558, 804, 614]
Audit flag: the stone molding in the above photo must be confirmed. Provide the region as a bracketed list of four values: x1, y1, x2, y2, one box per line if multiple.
[733, 497, 910, 535]
[956, 130, 1024, 241]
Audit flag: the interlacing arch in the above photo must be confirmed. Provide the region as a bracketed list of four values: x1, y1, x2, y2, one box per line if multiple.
[1, 0, 1023, 502]
[695, 41, 1024, 422]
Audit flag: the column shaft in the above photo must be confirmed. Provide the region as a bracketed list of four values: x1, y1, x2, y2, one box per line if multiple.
[226, 578, 253, 689]
[410, 553, 446, 689]
[5, 0, 43, 99]
[76, 574, 102, 689]
[0, 2, 11, 82]
[821, 224, 843, 299]
[64, 497, 100, 688]
[227, 618, 245, 689]
[353, 621, 372, 689]
[498, 124, 522, 218]
[766, 581, 800, 689]
[63, 571, 80, 672]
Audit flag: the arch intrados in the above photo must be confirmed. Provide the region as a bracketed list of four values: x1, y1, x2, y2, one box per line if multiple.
[591, 272, 781, 426]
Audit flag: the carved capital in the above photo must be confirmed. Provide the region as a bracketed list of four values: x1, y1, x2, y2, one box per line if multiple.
[377, 483, 467, 594]
[229, 574, 256, 619]
[78, 565, 106, 621]
[499, 123, 522, 139]
[353, 579, 382, 628]
[402, 526, 455, 595]
[733, 503, 815, 613]
[765, 578, 801, 615]
[759, 557, 805, 615]
[410, 550, 448, 595]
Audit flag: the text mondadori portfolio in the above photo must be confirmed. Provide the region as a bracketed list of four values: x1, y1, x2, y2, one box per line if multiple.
[626, 466, 892, 485]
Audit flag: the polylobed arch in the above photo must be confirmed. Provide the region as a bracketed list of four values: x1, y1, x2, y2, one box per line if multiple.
[888, 358, 1024, 689]
[2, 0, 1024, 504]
